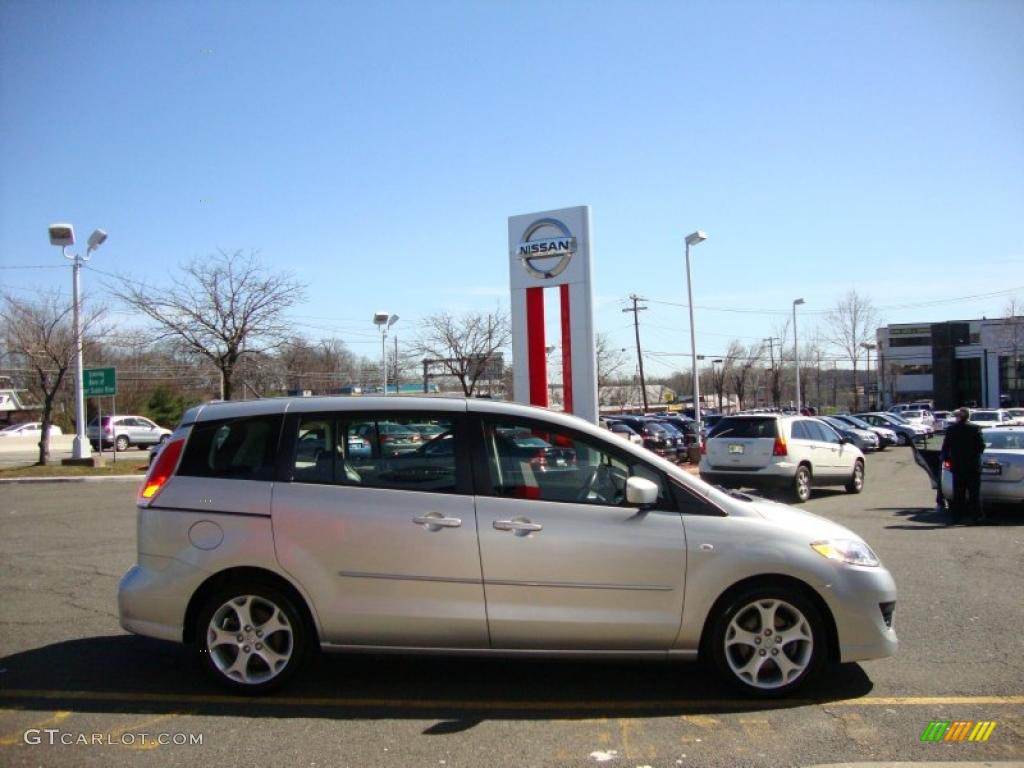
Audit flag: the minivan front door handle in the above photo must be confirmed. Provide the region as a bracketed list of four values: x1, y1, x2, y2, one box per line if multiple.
[493, 518, 543, 533]
[412, 513, 462, 530]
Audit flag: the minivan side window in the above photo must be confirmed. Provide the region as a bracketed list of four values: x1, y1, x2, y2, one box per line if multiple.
[481, 418, 671, 509]
[291, 414, 460, 494]
[178, 415, 283, 481]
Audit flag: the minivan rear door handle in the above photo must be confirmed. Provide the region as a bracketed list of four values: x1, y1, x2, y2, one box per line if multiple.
[412, 513, 462, 530]
[493, 518, 543, 533]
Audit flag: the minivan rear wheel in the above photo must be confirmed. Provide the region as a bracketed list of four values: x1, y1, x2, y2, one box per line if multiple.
[709, 585, 825, 697]
[115, 435, 130, 452]
[792, 466, 812, 503]
[196, 584, 308, 694]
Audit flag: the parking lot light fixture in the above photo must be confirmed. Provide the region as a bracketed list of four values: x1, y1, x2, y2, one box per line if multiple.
[50, 222, 107, 460]
[374, 312, 399, 395]
[793, 298, 806, 412]
[684, 231, 707, 430]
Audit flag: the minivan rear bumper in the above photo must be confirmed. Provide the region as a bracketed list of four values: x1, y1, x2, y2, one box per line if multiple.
[699, 469, 793, 492]
[119, 556, 208, 644]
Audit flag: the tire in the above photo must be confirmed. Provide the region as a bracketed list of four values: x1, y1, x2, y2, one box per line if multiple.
[896, 432, 908, 446]
[195, 582, 308, 694]
[792, 465, 812, 503]
[708, 585, 826, 698]
[845, 459, 864, 494]
[115, 435, 130, 452]
[158, 434, 170, 444]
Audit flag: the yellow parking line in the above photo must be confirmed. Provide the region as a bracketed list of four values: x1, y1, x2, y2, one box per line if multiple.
[101, 713, 177, 751]
[0, 690, 1022, 711]
[0, 710, 71, 746]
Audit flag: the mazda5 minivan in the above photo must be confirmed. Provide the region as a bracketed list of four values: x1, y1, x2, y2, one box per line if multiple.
[119, 397, 897, 697]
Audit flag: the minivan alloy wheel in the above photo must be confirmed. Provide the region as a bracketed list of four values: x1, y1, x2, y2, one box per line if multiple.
[199, 588, 305, 691]
[710, 588, 824, 697]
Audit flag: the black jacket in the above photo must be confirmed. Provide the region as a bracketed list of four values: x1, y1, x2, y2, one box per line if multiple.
[940, 420, 985, 473]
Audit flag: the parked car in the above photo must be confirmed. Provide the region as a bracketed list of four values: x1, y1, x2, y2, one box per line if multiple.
[651, 420, 688, 460]
[968, 409, 1018, 428]
[818, 416, 879, 453]
[1005, 408, 1024, 425]
[121, 396, 897, 698]
[900, 409, 935, 428]
[650, 414, 700, 447]
[699, 414, 866, 503]
[831, 414, 895, 449]
[607, 415, 676, 458]
[931, 410, 952, 430]
[0, 422, 63, 438]
[352, 421, 424, 456]
[854, 412, 928, 446]
[941, 426, 1024, 510]
[603, 420, 644, 446]
[87, 415, 171, 451]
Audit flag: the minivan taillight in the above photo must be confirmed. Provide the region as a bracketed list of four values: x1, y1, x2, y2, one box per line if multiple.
[772, 436, 788, 456]
[140, 439, 184, 502]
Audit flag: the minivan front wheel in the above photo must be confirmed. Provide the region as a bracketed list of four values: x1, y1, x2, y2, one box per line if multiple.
[709, 586, 825, 697]
[196, 585, 307, 693]
[792, 466, 812, 503]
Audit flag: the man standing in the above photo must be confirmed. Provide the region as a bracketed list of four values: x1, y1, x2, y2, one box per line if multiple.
[940, 407, 986, 524]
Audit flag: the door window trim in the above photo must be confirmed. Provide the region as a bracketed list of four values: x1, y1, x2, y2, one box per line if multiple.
[281, 410, 475, 496]
[471, 414, 679, 512]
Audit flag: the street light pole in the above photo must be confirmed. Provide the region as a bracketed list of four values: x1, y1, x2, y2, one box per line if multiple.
[793, 298, 806, 411]
[373, 312, 399, 395]
[685, 231, 707, 430]
[50, 223, 106, 461]
[861, 342, 876, 409]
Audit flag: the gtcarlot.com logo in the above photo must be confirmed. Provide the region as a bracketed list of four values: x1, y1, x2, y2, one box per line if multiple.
[920, 720, 997, 742]
[23, 729, 203, 746]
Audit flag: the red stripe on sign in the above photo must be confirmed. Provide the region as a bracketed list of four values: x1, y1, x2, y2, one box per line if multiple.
[560, 284, 573, 414]
[527, 287, 547, 407]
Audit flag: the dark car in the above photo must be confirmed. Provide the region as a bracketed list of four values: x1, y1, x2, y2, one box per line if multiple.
[607, 416, 676, 458]
[650, 415, 700, 447]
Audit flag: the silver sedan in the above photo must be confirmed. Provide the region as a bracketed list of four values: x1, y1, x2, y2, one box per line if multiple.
[941, 427, 1024, 506]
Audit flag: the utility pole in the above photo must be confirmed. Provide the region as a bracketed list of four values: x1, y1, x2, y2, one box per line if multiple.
[763, 336, 780, 407]
[623, 295, 649, 412]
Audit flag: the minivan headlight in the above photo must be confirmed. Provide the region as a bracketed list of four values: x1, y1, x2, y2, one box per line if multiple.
[811, 539, 880, 567]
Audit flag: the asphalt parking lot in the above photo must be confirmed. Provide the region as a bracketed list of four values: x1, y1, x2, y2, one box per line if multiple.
[0, 448, 1022, 767]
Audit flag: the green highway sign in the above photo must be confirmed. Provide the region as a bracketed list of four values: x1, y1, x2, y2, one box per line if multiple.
[83, 367, 117, 397]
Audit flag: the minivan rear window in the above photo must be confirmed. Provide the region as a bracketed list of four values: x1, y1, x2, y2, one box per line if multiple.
[178, 415, 283, 481]
[708, 417, 778, 439]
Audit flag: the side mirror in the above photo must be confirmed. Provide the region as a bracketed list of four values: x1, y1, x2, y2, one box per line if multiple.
[625, 476, 659, 508]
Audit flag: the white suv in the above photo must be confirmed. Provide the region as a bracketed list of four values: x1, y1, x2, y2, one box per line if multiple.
[700, 415, 865, 503]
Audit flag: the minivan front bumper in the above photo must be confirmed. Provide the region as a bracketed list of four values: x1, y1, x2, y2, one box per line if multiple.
[820, 564, 899, 663]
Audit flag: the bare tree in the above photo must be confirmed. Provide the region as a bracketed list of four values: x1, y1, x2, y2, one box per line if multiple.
[728, 340, 763, 410]
[826, 290, 879, 411]
[1, 291, 102, 464]
[412, 310, 511, 396]
[596, 333, 627, 389]
[111, 250, 305, 400]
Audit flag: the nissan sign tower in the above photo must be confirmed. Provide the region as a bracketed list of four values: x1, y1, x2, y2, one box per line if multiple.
[508, 206, 598, 423]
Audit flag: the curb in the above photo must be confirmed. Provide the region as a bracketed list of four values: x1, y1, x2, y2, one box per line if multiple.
[0, 475, 144, 485]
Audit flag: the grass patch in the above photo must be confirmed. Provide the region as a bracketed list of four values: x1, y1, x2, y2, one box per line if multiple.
[0, 462, 147, 478]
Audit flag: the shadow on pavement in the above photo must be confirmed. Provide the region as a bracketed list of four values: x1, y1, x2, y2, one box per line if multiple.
[0, 635, 874, 722]
[878, 504, 1024, 530]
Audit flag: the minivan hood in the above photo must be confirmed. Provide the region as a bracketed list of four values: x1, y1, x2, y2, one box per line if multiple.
[746, 497, 860, 540]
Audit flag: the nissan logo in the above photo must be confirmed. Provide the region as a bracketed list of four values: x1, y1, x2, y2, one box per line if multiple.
[514, 217, 577, 280]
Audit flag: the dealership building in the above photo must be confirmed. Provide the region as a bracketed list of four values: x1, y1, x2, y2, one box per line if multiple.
[876, 316, 1024, 409]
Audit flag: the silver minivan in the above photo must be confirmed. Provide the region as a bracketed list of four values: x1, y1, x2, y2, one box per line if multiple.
[119, 397, 897, 697]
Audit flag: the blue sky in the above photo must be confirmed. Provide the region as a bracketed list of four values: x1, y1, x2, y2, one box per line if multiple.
[2, 0, 1022, 380]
